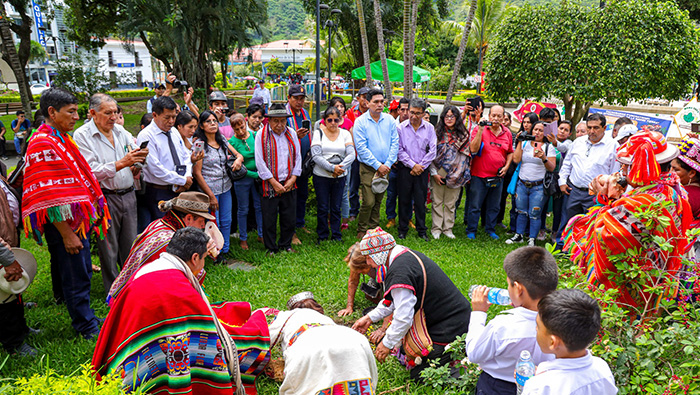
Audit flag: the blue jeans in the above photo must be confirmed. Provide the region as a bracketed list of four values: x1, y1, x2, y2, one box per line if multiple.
[467, 176, 503, 234]
[13, 137, 23, 154]
[348, 160, 360, 217]
[515, 179, 545, 238]
[44, 223, 99, 337]
[215, 189, 233, 253]
[234, 177, 263, 241]
[385, 168, 398, 220]
[314, 175, 346, 240]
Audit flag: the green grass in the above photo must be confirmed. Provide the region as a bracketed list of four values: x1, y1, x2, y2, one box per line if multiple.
[0, 197, 530, 393]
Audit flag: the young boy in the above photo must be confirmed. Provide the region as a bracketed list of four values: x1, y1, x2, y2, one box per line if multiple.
[465, 246, 559, 394]
[523, 289, 617, 395]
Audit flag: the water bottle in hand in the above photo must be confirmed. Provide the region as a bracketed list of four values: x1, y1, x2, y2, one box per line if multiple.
[469, 285, 512, 305]
[515, 350, 536, 395]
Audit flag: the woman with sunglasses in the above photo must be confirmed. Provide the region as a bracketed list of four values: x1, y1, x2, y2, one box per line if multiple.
[311, 106, 356, 242]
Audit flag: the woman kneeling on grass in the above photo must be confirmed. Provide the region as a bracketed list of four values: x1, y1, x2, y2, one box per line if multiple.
[269, 291, 377, 395]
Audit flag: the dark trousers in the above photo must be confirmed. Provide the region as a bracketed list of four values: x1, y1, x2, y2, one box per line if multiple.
[397, 165, 429, 235]
[0, 137, 6, 157]
[44, 223, 99, 336]
[475, 371, 517, 395]
[467, 176, 503, 234]
[349, 160, 360, 217]
[556, 185, 595, 245]
[145, 185, 178, 222]
[261, 189, 297, 252]
[0, 295, 28, 352]
[385, 168, 398, 220]
[295, 174, 309, 228]
[314, 176, 346, 241]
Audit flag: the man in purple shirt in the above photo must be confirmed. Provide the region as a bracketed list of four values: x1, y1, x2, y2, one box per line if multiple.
[397, 98, 436, 240]
[254, 103, 302, 255]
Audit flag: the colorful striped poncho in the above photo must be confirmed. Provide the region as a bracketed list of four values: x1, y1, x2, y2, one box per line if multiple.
[21, 123, 110, 241]
[563, 172, 692, 312]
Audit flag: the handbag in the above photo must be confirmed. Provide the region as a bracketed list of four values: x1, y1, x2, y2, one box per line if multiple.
[542, 143, 560, 197]
[225, 144, 247, 182]
[402, 250, 433, 367]
[301, 150, 315, 178]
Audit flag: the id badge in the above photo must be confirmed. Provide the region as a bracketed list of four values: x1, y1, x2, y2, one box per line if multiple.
[175, 165, 187, 176]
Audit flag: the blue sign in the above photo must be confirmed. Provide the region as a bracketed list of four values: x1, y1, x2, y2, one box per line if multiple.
[117, 63, 135, 68]
[31, 0, 46, 48]
[588, 108, 673, 136]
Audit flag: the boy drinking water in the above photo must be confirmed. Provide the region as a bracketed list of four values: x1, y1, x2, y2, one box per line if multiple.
[465, 246, 559, 394]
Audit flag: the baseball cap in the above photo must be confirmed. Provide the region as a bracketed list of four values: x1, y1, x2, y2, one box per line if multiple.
[615, 124, 637, 142]
[288, 84, 306, 96]
[357, 87, 370, 97]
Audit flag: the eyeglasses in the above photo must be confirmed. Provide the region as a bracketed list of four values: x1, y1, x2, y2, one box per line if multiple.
[203, 119, 218, 125]
[444, 115, 456, 120]
[325, 118, 341, 123]
[410, 111, 424, 117]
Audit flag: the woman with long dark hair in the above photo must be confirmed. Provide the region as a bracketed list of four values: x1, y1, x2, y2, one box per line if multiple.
[430, 106, 472, 239]
[192, 110, 244, 260]
[175, 110, 198, 150]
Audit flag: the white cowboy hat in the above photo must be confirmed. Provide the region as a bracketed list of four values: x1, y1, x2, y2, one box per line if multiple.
[0, 248, 38, 303]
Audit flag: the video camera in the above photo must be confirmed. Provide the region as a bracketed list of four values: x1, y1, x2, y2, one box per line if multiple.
[173, 79, 189, 92]
[517, 133, 537, 142]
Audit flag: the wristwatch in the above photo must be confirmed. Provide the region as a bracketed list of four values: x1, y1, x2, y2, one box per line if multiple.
[542, 158, 548, 164]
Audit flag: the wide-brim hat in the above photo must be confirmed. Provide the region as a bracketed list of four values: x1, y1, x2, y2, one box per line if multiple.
[159, 191, 216, 220]
[0, 248, 38, 303]
[265, 103, 293, 118]
[678, 136, 700, 173]
[371, 174, 389, 194]
[617, 131, 679, 165]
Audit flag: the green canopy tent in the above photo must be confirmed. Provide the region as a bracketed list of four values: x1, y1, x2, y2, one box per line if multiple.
[351, 59, 431, 83]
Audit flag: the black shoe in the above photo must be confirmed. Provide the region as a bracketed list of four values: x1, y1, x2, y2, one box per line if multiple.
[15, 343, 37, 357]
[398, 233, 407, 239]
[418, 234, 429, 241]
[83, 329, 100, 340]
[27, 327, 41, 335]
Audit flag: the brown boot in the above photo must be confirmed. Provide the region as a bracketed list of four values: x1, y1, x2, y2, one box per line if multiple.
[292, 234, 302, 245]
[386, 218, 396, 228]
[240, 240, 249, 250]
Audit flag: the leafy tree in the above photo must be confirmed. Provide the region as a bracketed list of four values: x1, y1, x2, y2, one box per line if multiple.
[266, 58, 286, 75]
[0, 1, 38, 116]
[486, 0, 700, 125]
[445, 0, 477, 105]
[52, 52, 110, 99]
[373, 0, 393, 99]
[27, 40, 48, 63]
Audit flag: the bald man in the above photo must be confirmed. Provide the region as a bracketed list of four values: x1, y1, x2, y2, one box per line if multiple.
[465, 105, 513, 240]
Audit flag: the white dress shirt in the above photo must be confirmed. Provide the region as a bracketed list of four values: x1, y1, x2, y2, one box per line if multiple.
[137, 120, 192, 187]
[254, 126, 302, 182]
[367, 245, 418, 349]
[465, 307, 555, 382]
[554, 138, 573, 154]
[558, 135, 620, 189]
[73, 121, 136, 190]
[522, 351, 618, 395]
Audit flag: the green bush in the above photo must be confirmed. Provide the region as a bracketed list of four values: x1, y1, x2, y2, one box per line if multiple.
[0, 94, 41, 103]
[108, 89, 151, 99]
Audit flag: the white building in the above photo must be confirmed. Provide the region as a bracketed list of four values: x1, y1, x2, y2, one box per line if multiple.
[97, 39, 153, 88]
[230, 40, 317, 71]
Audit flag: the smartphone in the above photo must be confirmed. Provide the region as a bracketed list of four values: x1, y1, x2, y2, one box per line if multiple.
[302, 120, 310, 130]
[193, 140, 205, 155]
[139, 141, 149, 149]
[533, 142, 542, 150]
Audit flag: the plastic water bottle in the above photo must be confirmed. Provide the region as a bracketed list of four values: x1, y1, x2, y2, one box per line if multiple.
[515, 350, 536, 394]
[468, 285, 512, 305]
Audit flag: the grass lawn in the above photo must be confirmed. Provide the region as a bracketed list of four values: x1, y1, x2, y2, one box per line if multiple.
[0, 195, 528, 393]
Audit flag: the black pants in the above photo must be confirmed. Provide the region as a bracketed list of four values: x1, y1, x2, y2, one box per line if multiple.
[397, 165, 429, 235]
[261, 189, 297, 252]
[145, 185, 178, 222]
[0, 295, 28, 352]
[476, 371, 517, 395]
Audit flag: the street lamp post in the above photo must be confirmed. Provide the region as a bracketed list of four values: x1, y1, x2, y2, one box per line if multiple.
[324, 9, 341, 102]
[284, 41, 303, 77]
[315, 2, 330, 120]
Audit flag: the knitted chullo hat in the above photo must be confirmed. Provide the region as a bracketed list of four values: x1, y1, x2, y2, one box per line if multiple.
[360, 227, 396, 282]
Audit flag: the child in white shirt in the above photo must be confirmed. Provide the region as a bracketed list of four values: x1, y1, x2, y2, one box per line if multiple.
[465, 246, 559, 394]
[523, 289, 617, 395]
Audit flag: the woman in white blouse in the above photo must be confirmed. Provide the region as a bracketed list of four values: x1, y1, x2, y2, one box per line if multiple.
[310, 106, 356, 242]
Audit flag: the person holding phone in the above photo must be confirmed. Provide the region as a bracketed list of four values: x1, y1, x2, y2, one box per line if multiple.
[286, 84, 312, 245]
[505, 121, 557, 246]
[74, 93, 149, 293]
[11, 111, 31, 154]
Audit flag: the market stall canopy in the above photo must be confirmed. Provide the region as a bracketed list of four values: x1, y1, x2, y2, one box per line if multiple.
[351, 59, 431, 83]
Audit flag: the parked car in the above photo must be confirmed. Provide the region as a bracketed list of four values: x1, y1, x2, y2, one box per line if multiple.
[30, 83, 49, 95]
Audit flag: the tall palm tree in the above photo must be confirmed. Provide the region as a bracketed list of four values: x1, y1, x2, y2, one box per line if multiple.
[373, 0, 393, 100]
[468, 0, 513, 92]
[355, 0, 373, 87]
[445, 0, 478, 105]
[402, 0, 411, 98]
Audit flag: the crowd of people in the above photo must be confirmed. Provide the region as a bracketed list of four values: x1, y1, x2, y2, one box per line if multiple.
[1, 78, 699, 395]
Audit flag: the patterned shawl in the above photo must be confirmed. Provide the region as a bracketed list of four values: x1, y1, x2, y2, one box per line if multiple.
[564, 172, 692, 311]
[21, 123, 110, 242]
[107, 212, 205, 305]
[261, 124, 297, 198]
[434, 129, 471, 188]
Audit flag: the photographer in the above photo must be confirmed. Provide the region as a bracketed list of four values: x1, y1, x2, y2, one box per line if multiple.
[208, 91, 233, 139]
[505, 121, 556, 246]
[465, 105, 513, 240]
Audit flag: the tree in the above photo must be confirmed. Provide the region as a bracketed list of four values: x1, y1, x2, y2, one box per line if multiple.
[27, 40, 47, 63]
[0, 1, 37, 116]
[467, 0, 513, 92]
[402, 0, 411, 97]
[355, 0, 373, 86]
[266, 58, 286, 75]
[486, 0, 700, 125]
[373, 0, 392, 99]
[52, 52, 110, 99]
[445, 0, 478, 105]
[64, 0, 267, 91]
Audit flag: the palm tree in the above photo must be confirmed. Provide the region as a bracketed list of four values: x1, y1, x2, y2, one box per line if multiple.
[373, 0, 393, 100]
[355, 0, 373, 87]
[402, 0, 411, 98]
[466, 0, 513, 92]
[445, 0, 478, 105]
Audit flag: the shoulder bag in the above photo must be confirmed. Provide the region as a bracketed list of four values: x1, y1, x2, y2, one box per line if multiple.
[301, 128, 321, 178]
[542, 142, 560, 197]
[402, 250, 433, 367]
[225, 144, 248, 182]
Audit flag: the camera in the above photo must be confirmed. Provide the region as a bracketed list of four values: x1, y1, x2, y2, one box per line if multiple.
[479, 120, 492, 127]
[173, 79, 189, 92]
[517, 133, 537, 142]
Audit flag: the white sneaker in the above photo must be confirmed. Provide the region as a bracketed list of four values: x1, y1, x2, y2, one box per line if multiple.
[431, 231, 441, 240]
[231, 232, 240, 239]
[528, 238, 536, 246]
[443, 230, 456, 239]
[505, 234, 524, 244]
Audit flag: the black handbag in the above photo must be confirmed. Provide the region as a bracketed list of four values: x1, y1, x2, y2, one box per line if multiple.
[225, 144, 247, 182]
[301, 150, 315, 178]
[542, 143, 560, 197]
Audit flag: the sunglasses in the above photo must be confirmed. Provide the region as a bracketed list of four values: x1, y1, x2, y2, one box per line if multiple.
[325, 118, 341, 123]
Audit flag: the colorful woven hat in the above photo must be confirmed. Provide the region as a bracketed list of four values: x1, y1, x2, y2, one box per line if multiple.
[617, 131, 679, 185]
[678, 136, 700, 173]
[360, 227, 396, 282]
